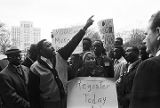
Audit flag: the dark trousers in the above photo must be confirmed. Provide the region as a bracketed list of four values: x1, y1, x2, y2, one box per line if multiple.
[43, 101, 61, 108]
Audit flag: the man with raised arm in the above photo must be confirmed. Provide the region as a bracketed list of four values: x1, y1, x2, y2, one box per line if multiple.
[28, 16, 94, 108]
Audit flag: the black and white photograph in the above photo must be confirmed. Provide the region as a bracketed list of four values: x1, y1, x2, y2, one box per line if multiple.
[0, 0, 160, 108]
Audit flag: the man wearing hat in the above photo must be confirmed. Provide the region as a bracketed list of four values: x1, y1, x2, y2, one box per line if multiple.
[0, 46, 30, 108]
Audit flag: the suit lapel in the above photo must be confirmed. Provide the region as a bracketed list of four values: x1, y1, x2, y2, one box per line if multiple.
[7, 64, 28, 96]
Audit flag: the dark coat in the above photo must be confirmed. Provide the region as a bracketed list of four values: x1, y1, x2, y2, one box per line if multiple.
[22, 57, 34, 68]
[0, 58, 9, 71]
[129, 55, 160, 108]
[29, 29, 86, 108]
[116, 59, 141, 108]
[0, 64, 30, 108]
[95, 55, 114, 77]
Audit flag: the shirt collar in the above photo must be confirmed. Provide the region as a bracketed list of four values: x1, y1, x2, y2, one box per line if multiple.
[12, 64, 21, 68]
[41, 56, 53, 68]
[127, 59, 140, 73]
[117, 56, 126, 63]
[12, 64, 22, 75]
[127, 62, 133, 73]
[156, 50, 160, 56]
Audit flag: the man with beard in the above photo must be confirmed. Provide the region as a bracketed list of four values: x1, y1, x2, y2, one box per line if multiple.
[92, 40, 114, 77]
[28, 16, 94, 108]
[116, 46, 141, 108]
[0, 46, 30, 108]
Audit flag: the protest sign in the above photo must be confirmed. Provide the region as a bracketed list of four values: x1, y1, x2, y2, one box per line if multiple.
[51, 25, 83, 53]
[67, 77, 118, 108]
[98, 19, 115, 51]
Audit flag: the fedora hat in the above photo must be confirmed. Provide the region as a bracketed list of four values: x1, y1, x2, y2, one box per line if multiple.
[5, 46, 21, 55]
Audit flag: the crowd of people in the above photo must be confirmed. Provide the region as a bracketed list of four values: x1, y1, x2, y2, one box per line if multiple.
[0, 10, 160, 108]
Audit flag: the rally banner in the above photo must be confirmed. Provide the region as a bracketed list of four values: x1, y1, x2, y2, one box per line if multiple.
[67, 77, 118, 108]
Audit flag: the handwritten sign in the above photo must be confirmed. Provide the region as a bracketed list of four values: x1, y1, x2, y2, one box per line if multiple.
[51, 25, 83, 53]
[67, 77, 118, 108]
[98, 19, 115, 51]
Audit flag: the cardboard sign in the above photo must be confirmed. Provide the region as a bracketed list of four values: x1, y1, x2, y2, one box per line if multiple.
[97, 19, 115, 51]
[98, 19, 114, 34]
[67, 77, 118, 108]
[51, 26, 83, 53]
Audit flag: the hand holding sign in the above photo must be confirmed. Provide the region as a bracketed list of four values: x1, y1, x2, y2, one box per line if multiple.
[83, 15, 94, 31]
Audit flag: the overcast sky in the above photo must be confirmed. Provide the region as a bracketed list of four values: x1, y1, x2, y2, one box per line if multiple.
[0, 0, 160, 41]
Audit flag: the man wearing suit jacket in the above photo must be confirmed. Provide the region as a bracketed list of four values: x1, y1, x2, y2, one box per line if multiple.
[129, 11, 160, 108]
[0, 46, 30, 108]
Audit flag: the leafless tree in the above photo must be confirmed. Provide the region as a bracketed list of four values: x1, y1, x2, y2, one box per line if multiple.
[124, 29, 145, 48]
[0, 22, 11, 54]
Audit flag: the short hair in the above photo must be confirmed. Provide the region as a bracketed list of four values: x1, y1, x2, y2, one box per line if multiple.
[93, 40, 103, 47]
[29, 44, 37, 53]
[116, 37, 123, 42]
[93, 40, 106, 55]
[37, 39, 46, 56]
[132, 46, 139, 55]
[115, 37, 123, 46]
[83, 37, 92, 45]
[140, 45, 146, 51]
[150, 11, 160, 33]
[28, 44, 38, 61]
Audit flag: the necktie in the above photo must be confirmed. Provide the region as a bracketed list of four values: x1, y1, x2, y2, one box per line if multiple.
[16, 65, 26, 83]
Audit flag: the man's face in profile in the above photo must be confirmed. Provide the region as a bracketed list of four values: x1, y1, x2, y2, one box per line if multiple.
[41, 40, 56, 67]
[143, 21, 158, 54]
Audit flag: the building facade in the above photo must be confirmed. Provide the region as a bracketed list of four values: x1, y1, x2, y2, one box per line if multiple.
[11, 21, 40, 51]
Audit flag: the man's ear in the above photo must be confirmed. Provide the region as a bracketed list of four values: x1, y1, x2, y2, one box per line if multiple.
[156, 27, 160, 34]
[157, 36, 160, 41]
[156, 27, 160, 40]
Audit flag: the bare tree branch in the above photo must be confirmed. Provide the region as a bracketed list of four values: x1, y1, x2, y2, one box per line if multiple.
[0, 22, 11, 54]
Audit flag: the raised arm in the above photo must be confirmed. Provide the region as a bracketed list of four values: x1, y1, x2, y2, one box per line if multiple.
[58, 16, 94, 60]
